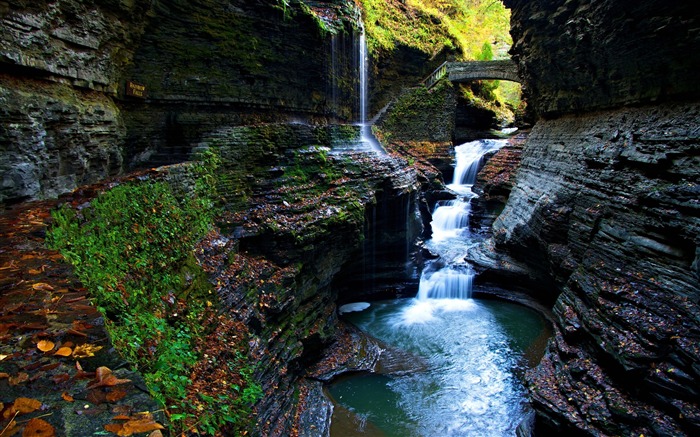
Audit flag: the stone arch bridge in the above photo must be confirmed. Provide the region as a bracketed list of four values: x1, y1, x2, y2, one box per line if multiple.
[423, 60, 520, 89]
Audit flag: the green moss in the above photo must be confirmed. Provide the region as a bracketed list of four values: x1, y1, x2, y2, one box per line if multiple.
[379, 79, 455, 140]
[47, 152, 260, 435]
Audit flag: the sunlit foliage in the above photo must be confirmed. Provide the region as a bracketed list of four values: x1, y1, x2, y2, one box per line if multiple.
[358, 0, 511, 60]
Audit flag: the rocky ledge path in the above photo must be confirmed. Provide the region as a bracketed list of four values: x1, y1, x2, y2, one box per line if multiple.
[0, 196, 163, 436]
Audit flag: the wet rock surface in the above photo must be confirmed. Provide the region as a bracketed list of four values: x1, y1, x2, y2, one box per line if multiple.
[0, 182, 164, 437]
[191, 123, 419, 436]
[481, 102, 700, 435]
[0, 0, 364, 204]
[0, 74, 125, 204]
[484, 1, 700, 434]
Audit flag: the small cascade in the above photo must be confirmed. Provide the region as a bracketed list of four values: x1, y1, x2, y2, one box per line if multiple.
[413, 139, 506, 306]
[417, 266, 474, 300]
[430, 199, 471, 241]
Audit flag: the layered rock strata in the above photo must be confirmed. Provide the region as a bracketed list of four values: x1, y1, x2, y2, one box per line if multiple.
[194, 123, 419, 435]
[0, 0, 363, 204]
[482, 0, 700, 435]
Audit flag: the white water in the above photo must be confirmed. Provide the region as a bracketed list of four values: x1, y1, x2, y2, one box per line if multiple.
[358, 32, 384, 154]
[331, 138, 550, 436]
[333, 298, 547, 436]
[401, 139, 506, 324]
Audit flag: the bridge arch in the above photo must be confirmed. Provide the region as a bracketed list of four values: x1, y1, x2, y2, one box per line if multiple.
[423, 60, 520, 89]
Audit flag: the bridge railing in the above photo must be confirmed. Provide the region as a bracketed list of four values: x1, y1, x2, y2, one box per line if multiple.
[422, 61, 450, 89]
[421, 60, 520, 88]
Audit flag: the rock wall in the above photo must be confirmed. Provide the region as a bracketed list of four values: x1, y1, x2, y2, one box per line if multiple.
[486, 0, 700, 435]
[0, 0, 149, 204]
[192, 123, 419, 435]
[0, 0, 363, 204]
[506, 0, 700, 117]
[0, 74, 124, 203]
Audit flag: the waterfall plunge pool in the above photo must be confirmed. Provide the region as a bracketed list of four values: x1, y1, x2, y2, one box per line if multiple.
[327, 138, 550, 436]
[328, 297, 551, 436]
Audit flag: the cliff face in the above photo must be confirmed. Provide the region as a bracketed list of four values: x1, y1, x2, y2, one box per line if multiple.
[0, 0, 362, 205]
[0, 0, 149, 204]
[486, 0, 700, 435]
[507, 0, 700, 117]
[192, 124, 419, 434]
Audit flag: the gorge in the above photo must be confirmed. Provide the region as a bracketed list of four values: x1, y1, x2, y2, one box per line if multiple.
[1, 0, 699, 436]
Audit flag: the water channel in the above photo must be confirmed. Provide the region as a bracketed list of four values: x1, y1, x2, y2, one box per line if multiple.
[330, 139, 551, 436]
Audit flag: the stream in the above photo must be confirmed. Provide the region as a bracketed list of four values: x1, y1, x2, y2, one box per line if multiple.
[329, 139, 551, 436]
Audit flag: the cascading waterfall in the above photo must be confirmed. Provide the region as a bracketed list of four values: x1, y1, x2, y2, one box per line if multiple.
[412, 139, 506, 304]
[332, 136, 552, 436]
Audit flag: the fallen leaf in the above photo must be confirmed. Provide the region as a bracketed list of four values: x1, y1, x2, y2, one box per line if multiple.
[148, 430, 163, 437]
[32, 283, 54, 291]
[106, 389, 127, 403]
[0, 373, 9, 378]
[104, 424, 124, 434]
[3, 407, 17, 420]
[9, 372, 29, 386]
[13, 397, 42, 414]
[111, 405, 133, 416]
[0, 353, 9, 361]
[22, 418, 55, 437]
[87, 367, 131, 389]
[37, 340, 55, 352]
[1, 418, 17, 436]
[65, 329, 88, 338]
[37, 363, 60, 372]
[61, 392, 74, 402]
[52, 374, 70, 384]
[86, 390, 107, 405]
[72, 343, 103, 358]
[28, 269, 42, 275]
[121, 418, 164, 436]
[54, 347, 72, 357]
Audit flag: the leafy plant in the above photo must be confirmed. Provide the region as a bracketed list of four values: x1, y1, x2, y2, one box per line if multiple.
[47, 151, 260, 435]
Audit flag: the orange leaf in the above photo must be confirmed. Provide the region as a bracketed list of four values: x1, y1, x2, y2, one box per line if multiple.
[32, 283, 54, 291]
[0, 372, 10, 378]
[87, 367, 131, 389]
[3, 406, 17, 420]
[1, 418, 17, 436]
[61, 392, 74, 402]
[121, 418, 164, 436]
[22, 418, 55, 437]
[104, 424, 124, 434]
[13, 397, 42, 414]
[37, 340, 55, 352]
[54, 347, 72, 357]
[106, 389, 127, 402]
[148, 431, 163, 437]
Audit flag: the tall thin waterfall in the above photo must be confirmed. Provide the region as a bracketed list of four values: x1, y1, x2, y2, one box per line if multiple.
[416, 139, 506, 302]
[358, 31, 384, 153]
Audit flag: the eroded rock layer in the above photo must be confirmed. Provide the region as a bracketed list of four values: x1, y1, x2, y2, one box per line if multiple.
[492, 103, 699, 435]
[489, 0, 700, 435]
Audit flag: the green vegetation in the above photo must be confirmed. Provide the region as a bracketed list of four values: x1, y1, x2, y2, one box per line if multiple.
[358, 0, 511, 60]
[47, 150, 261, 435]
[379, 80, 455, 141]
[282, 146, 342, 193]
